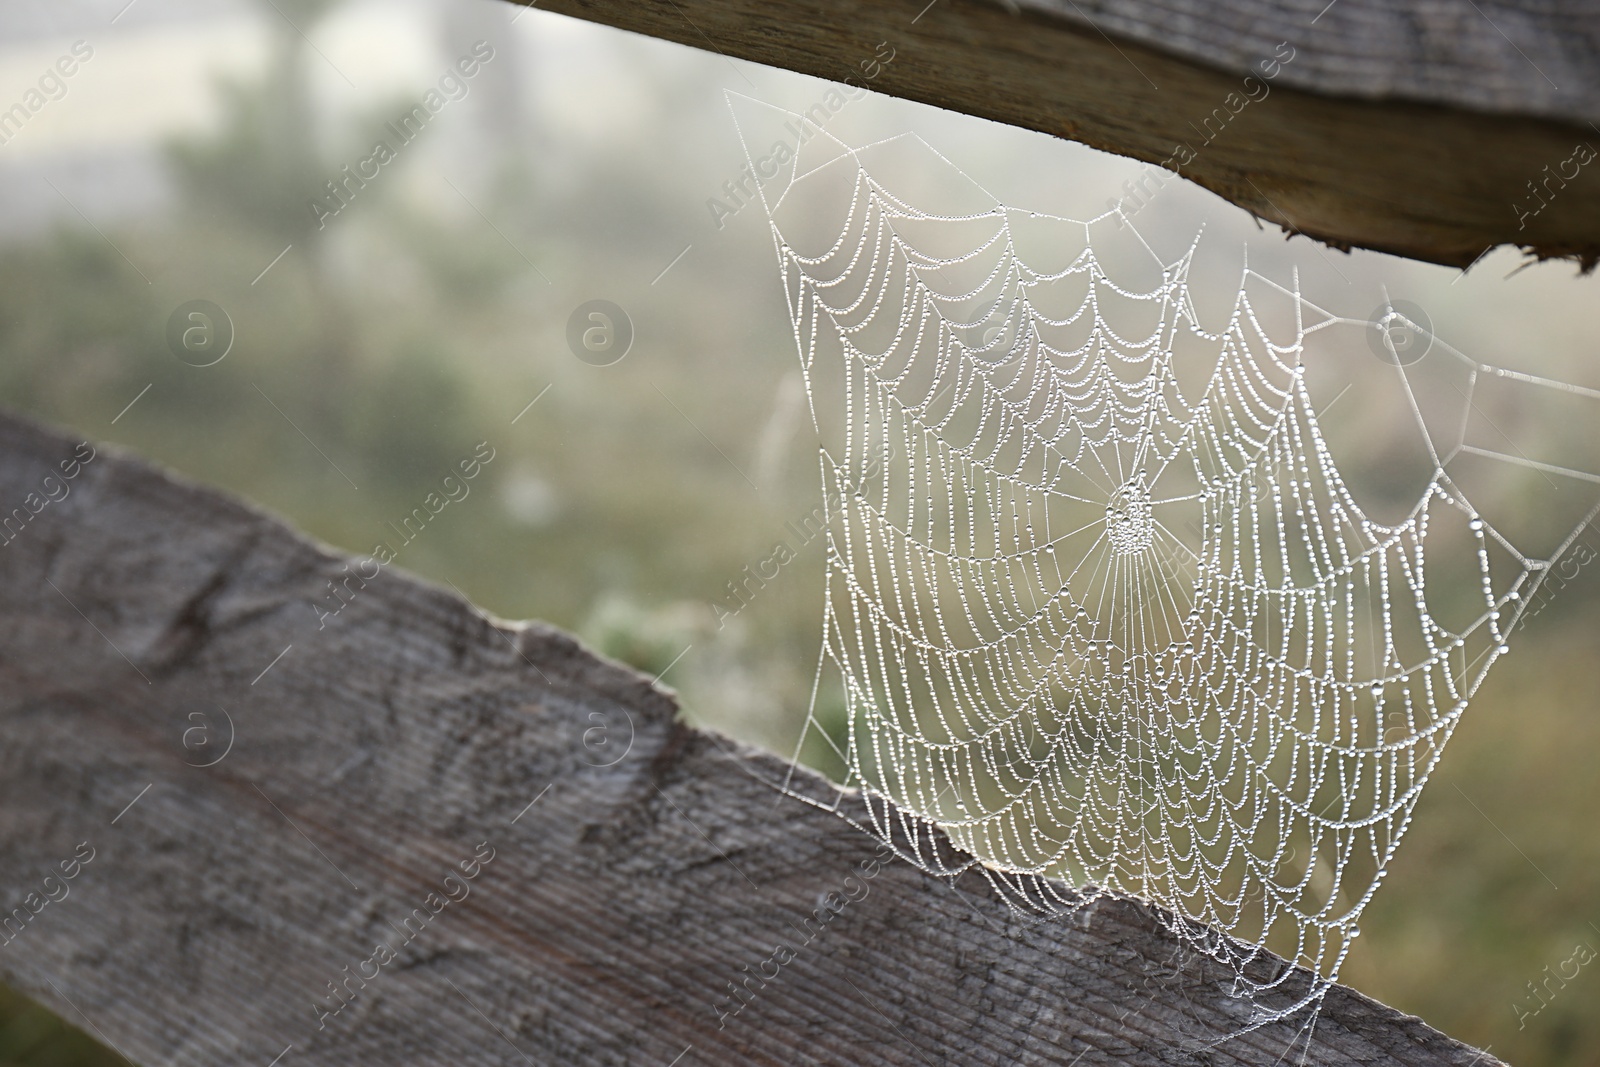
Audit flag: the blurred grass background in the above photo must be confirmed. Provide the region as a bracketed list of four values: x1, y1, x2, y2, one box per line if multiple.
[0, 0, 1596, 1063]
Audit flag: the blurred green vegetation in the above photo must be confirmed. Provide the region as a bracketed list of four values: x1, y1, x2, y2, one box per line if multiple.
[0, 0, 1597, 1063]
[0, 986, 120, 1067]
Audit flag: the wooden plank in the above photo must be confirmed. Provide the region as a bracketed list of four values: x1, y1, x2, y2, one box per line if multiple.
[0, 407, 1502, 1065]
[1013, 0, 1600, 125]
[529, 0, 1600, 269]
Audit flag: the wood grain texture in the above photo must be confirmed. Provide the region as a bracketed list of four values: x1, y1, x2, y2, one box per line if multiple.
[0, 406, 1503, 1065]
[529, 0, 1600, 269]
[1016, 0, 1600, 125]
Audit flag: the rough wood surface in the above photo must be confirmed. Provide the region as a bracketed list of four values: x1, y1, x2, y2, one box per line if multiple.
[1016, 0, 1600, 124]
[0, 407, 1504, 1065]
[531, 0, 1600, 269]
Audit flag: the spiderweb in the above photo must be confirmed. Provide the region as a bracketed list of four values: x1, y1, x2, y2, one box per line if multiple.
[730, 98, 1600, 1028]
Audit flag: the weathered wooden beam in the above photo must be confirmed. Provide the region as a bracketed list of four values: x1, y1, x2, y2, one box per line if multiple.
[0, 407, 1501, 1065]
[1012, 0, 1600, 124]
[529, 0, 1600, 269]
